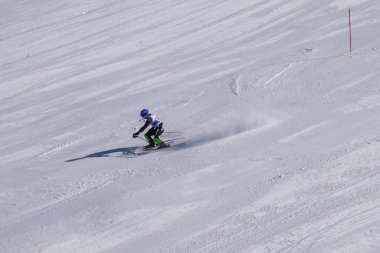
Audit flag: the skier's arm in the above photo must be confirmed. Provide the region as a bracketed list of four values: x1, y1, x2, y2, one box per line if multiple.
[133, 117, 152, 137]
[136, 120, 150, 134]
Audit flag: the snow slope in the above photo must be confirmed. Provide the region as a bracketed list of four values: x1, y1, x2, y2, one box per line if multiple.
[1, 0, 380, 252]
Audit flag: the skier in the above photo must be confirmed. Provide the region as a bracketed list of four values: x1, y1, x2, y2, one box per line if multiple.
[133, 109, 165, 147]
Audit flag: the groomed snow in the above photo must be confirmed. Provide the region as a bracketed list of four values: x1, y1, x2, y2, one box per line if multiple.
[1, 0, 379, 252]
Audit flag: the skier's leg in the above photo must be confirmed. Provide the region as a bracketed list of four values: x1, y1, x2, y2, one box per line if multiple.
[153, 137, 161, 145]
[153, 123, 164, 145]
[144, 128, 155, 146]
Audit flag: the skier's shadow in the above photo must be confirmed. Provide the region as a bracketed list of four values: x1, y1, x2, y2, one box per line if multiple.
[65, 146, 140, 162]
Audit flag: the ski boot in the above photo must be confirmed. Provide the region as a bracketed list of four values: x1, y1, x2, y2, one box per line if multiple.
[154, 137, 168, 148]
[144, 141, 155, 148]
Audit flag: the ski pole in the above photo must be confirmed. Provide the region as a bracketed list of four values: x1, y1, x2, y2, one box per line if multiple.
[137, 136, 148, 142]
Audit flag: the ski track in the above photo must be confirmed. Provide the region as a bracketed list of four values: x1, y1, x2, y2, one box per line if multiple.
[279, 122, 328, 144]
[37, 136, 86, 158]
[1, 0, 380, 252]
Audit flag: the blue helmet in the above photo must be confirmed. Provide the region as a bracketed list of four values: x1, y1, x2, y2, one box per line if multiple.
[140, 108, 149, 118]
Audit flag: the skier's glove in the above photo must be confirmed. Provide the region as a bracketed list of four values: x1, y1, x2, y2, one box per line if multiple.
[133, 132, 139, 138]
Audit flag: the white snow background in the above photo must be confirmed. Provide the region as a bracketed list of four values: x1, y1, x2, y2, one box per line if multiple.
[1, 0, 380, 252]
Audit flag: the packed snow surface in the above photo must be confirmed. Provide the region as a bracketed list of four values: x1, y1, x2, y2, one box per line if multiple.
[1, 0, 380, 252]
